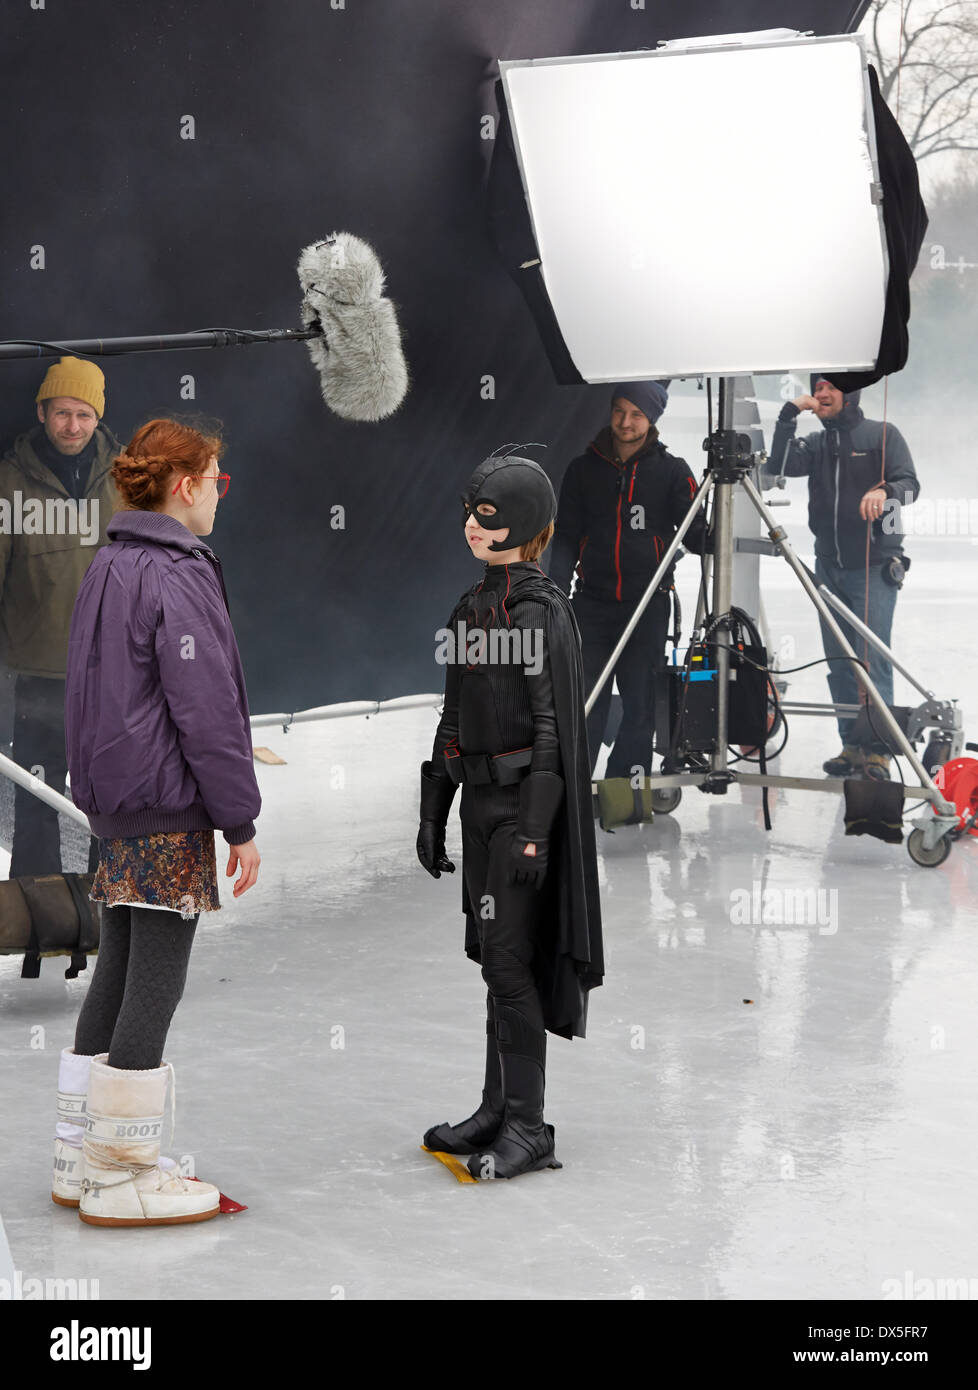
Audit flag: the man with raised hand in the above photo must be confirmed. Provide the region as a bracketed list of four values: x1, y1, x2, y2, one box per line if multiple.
[764, 373, 919, 781]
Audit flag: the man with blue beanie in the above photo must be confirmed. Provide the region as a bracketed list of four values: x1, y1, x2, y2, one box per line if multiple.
[550, 382, 709, 779]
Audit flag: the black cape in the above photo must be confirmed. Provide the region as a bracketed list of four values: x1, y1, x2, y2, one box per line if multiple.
[452, 568, 604, 1040]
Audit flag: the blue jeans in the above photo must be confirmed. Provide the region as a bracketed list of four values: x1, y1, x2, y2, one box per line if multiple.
[814, 558, 898, 744]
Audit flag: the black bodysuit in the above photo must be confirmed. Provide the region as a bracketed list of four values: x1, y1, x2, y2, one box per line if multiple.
[431, 560, 562, 1035]
[434, 561, 560, 774]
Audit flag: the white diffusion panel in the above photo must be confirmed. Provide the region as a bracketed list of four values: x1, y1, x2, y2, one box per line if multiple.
[501, 37, 887, 380]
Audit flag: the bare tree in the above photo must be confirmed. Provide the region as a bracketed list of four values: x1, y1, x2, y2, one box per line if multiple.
[862, 0, 978, 160]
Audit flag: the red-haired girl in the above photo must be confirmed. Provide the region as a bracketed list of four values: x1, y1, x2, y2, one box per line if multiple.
[57, 418, 261, 1227]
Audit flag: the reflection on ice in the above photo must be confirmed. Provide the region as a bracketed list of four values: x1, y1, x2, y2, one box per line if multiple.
[0, 562, 976, 1299]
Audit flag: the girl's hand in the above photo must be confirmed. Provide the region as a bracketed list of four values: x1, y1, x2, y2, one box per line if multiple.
[227, 839, 261, 896]
[509, 835, 549, 888]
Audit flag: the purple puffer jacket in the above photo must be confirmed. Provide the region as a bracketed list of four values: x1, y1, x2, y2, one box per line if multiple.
[64, 510, 260, 844]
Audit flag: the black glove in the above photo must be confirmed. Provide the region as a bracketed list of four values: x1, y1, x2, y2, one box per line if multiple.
[509, 770, 564, 889]
[417, 760, 458, 878]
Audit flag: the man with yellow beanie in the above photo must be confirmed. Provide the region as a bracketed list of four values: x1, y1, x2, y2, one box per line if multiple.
[0, 357, 120, 878]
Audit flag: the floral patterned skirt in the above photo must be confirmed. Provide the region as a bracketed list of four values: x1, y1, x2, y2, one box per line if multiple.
[90, 830, 221, 919]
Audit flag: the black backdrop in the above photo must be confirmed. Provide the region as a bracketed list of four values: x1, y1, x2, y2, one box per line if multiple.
[1, 0, 868, 713]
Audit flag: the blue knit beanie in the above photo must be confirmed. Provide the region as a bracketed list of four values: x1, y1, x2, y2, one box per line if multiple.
[610, 380, 668, 425]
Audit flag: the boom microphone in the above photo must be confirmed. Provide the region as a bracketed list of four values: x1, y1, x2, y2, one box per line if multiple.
[297, 233, 409, 423]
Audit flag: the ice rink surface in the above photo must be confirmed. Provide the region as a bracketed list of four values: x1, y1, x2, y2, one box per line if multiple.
[1, 533, 976, 1301]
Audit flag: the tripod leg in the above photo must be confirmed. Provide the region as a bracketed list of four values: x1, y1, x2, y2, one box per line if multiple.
[739, 473, 954, 816]
[584, 473, 715, 718]
[710, 478, 735, 771]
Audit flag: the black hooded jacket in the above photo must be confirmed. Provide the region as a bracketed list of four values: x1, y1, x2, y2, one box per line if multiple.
[763, 398, 919, 569]
[550, 426, 708, 603]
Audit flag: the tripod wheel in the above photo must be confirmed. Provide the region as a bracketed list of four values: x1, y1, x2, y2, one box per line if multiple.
[907, 828, 951, 868]
[651, 787, 682, 815]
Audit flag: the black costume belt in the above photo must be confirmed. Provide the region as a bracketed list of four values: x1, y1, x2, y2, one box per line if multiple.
[443, 746, 533, 786]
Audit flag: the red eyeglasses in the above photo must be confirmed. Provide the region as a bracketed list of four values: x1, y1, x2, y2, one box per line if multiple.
[172, 472, 231, 499]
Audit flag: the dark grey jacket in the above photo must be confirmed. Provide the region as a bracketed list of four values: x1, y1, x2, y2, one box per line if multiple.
[763, 400, 919, 568]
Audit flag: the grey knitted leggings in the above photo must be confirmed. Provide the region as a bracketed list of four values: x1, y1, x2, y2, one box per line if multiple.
[74, 905, 199, 1070]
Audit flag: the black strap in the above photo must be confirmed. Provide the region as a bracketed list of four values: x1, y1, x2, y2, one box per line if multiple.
[18, 872, 97, 979]
[63, 872, 96, 978]
[758, 714, 772, 833]
[668, 586, 682, 649]
[20, 875, 41, 978]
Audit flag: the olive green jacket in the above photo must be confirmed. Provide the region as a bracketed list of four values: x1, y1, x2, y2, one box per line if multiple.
[0, 424, 121, 678]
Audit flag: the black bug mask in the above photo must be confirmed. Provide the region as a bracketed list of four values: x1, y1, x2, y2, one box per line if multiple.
[461, 452, 556, 553]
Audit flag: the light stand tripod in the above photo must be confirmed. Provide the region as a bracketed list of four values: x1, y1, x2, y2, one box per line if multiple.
[584, 378, 961, 866]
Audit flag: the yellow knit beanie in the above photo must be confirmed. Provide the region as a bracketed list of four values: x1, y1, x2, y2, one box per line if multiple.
[36, 357, 105, 418]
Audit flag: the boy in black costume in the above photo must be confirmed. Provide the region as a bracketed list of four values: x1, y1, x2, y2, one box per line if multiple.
[417, 452, 604, 1180]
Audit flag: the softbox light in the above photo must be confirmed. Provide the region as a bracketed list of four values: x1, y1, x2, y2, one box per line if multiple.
[497, 32, 891, 382]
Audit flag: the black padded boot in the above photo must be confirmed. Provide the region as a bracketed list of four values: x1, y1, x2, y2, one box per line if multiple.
[823, 745, 863, 777]
[423, 995, 504, 1155]
[466, 1004, 561, 1180]
[863, 752, 892, 781]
